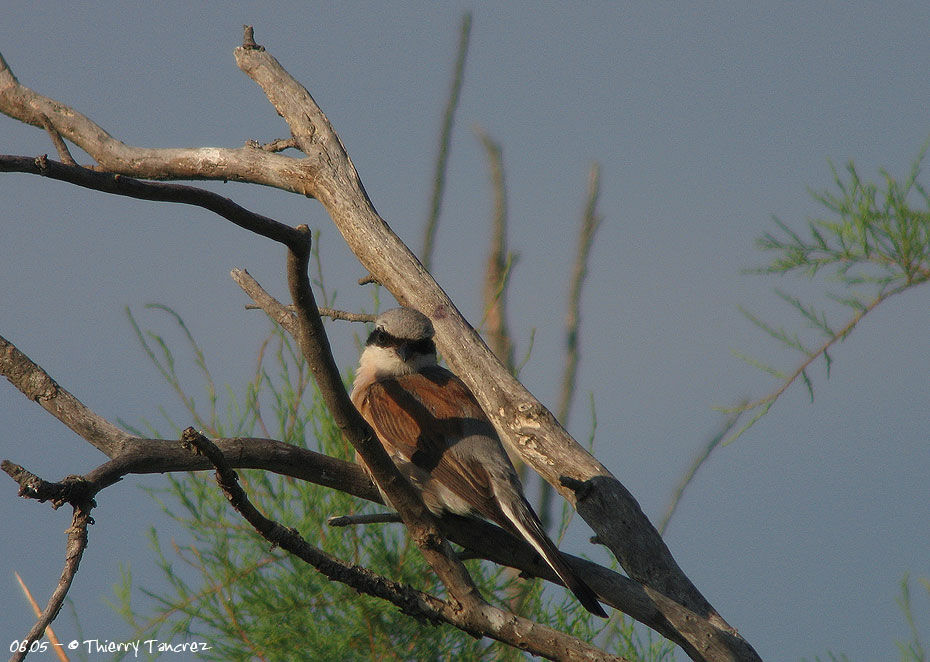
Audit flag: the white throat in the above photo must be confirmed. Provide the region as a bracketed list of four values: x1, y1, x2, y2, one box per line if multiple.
[356, 344, 437, 382]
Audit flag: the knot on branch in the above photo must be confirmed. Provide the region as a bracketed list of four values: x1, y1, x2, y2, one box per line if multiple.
[179, 427, 227, 468]
[2, 460, 95, 509]
[514, 401, 556, 430]
[559, 475, 596, 503]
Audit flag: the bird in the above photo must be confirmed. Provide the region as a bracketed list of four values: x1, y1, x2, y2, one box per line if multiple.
[350, 306, 607, 617]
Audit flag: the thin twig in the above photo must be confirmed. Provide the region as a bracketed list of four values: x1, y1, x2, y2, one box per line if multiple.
[658, 412, 742, 536]
[39, 114, 76, 165]
[14, 573, 69, 662]
[258, 137, 298, 152]
[242, 300, 375, 324]
[5, 478, 94, 662]
[327, 512, 403, 527]
[420, 12, 472, 270]
[0, 155, 305, 250]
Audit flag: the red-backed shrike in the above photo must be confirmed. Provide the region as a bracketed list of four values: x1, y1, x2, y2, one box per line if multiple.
[350, 307, 606, 617]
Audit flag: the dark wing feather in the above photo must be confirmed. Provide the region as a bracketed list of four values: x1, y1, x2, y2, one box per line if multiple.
[362, 368, 510, 525]
[358, 366, 607, 618]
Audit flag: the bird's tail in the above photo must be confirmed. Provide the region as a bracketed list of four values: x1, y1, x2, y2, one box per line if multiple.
[494, 484, 607, 618]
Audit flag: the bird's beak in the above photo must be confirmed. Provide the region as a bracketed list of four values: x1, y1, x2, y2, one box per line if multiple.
[397, 342, 412, 362]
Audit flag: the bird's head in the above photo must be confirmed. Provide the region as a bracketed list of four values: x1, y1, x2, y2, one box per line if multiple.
[361, 307, 437, 376]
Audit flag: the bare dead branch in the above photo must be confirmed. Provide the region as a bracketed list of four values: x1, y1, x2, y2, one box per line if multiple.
[421, 12, 472, 271]
[0, 155, 305, 249]
[2, 462, 92, 509]
[6, 478, 93, 662]
[0, 53, 309, 193]
[230, 34, 617, 510]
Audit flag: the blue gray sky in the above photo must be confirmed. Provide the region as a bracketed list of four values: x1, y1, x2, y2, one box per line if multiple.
[2, 3, 928, 660]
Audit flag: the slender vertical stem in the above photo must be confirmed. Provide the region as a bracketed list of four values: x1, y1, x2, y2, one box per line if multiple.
[421, 13, 472, 270]
[477, 126, 514, 372]
[540, 163, 603, 531]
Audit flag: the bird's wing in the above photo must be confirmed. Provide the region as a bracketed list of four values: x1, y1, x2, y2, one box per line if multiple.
[359, 367, 608, 617]
[360, 368, 510, 524]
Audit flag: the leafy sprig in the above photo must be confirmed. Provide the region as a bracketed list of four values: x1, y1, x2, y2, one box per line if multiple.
[725, 144, 930, 442]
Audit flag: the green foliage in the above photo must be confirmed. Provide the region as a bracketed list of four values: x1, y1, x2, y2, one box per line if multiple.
[897, 574, 929, 662]
[113, 308, 642, 661]
[725, 145, 930, 442]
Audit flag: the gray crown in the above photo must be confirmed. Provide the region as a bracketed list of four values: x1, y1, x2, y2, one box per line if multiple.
[374, 307, 434, 341]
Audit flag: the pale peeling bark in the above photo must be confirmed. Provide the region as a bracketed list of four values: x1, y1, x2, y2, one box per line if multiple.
[0, 29, 762, 662]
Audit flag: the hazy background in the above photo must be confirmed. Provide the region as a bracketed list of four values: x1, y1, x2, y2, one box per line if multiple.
[2, 3, 928, 660]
